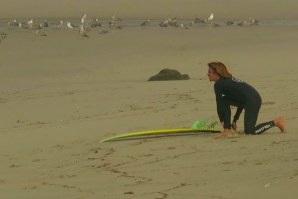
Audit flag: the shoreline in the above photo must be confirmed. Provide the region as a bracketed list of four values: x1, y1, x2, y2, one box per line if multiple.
[1, 18, 298, 30]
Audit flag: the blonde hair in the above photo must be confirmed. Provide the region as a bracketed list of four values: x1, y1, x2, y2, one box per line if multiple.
[208, 62, 232, 78]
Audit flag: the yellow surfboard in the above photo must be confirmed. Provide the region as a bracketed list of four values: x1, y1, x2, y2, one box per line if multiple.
[101, 128, 220, 142]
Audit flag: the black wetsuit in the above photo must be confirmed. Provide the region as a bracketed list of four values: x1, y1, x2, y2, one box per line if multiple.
[214, 77, 275, 134]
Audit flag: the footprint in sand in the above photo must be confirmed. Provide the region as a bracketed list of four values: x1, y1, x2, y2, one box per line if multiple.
[32, 158, 45, 162]
[58, 174, 77, 179]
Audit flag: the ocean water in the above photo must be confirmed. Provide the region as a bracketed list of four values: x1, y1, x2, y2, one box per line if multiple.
[1, 18, 298, 31]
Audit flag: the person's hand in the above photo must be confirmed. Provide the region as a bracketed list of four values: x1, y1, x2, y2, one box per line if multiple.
[232, 121, 237, 130]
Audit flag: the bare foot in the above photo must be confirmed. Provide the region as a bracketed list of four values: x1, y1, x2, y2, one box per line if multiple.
[274, 117, 287, 133]
[214, 131, 233, 139]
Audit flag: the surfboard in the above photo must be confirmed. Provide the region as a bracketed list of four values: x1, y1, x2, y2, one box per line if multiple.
[101, 128, 220, 142]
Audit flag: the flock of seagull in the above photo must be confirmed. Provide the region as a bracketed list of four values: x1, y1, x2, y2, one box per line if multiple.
[2, 13, 260, 39]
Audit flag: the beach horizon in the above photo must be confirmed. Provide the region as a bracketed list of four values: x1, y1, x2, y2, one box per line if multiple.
[1, 0, 298, 20]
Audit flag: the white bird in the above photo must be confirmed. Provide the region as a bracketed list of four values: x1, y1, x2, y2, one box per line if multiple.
[57, 20, 63, 28]
[27, 19, 34, 25]
[67, 22, 74, 29]
[81, 13, 87, 24]
[111, 14, 122, 21]
[180, 23, 189, 29]
[141, 19, 151, 26]
[90, 18, 102, 28]
[79, 25, 89, 38]
[43, 19, 49, 27]
[208, 13, 214, 22]
[8, 19, 18, 27]
[159, 19, 169, 27]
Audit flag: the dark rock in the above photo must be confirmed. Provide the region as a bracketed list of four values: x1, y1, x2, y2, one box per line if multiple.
[148, 68, 190, 81]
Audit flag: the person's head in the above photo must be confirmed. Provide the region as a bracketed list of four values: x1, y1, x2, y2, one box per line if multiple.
[207, 61, 232, 82]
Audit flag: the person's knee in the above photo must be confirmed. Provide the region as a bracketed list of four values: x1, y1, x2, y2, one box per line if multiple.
[244, 127, 255, 135]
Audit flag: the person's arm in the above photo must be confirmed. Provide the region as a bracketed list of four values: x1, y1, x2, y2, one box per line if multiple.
[233, 106, 243, 122]
[214, 85, 225, 124]
[231, 106, 243, 130]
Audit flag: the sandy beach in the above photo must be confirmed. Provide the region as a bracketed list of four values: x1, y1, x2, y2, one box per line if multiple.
[2, 0, 298, 20]
[1, 1, 298, 198]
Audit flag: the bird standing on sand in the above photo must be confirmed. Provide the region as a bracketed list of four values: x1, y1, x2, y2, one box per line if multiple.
[180, 23, 189, 29]
[43, 19, 49, 27]
[159, 19, 169, 27]
[249, 18, 259, 25]
[79, 24, 89, 38]
[8, 19, 18, 27]
[27, 19, 43, 30]
[67, 22, 75, 29]
[225, 21, 234, 26]
[108, 18, 123, 29]
[141, 19, 151, 26]
[27, 19, 34, 26]
[180, 21, 194, 29]
[90, 18, 102, 28]
[81, 13, 87, 24]
[112, 14, 122, 21]
[57, 20, 63, 28]
[168, 17, 178, 27]
[237, 18, 260, 26]
[194, 16, 204, 23]
[207, 13, 214, 23]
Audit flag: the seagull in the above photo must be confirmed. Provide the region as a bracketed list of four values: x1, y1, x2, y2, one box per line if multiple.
[249, 18, 259, 25]
[18, 22, 25, 28]
[81, 13, 87, 24]
[141, 19, 151, 26]
[27, 19, 34, 25]
[43, 19, 49, 27]
[225, 21, 234, 26]
[27, 21, 42, 30]
[194, 16, 204, 23]
[180, 21, 194, 29]
[8, 19, 18, 27]
[79, 25, 89, 38]
[112, 14, 122, 21]
[90, 18, 102, 28]
[207, 13, 214, 23]
[67, 22, 75, 29]
[168, 17, 178, 26]
[180, 23, 190, 29]
[108, 19, 115, 27]
[26, 19, 35, 29]
[108, 20, 123, 29]
[159, 19, 169, 27]
[57, 20, 63, 28]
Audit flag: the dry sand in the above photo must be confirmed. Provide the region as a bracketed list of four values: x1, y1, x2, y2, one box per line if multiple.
[1, 1, 298, 199]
